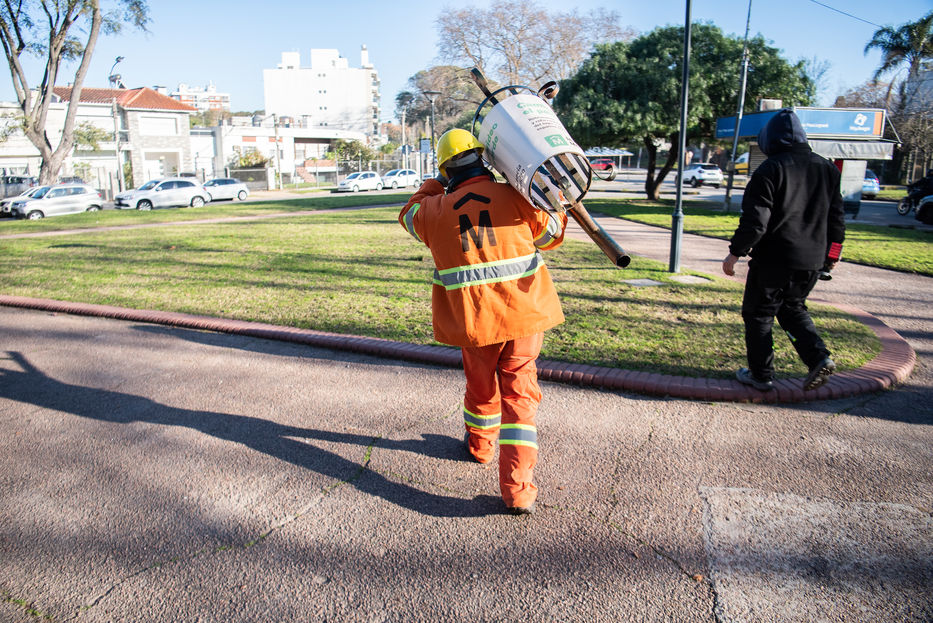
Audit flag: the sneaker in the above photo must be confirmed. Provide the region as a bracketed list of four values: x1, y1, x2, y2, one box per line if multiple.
[803, 357, 836, 391]
[736, 367, 774, 391]
[507, 502, 535, 516]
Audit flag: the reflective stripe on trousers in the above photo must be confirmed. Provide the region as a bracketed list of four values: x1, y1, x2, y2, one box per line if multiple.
[463, 406, 501, 430]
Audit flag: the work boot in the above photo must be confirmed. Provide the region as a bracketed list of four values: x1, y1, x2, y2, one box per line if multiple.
[736, 367, 774, 391]
[507, 502, 535, 516]
[803, 357, 836, 391]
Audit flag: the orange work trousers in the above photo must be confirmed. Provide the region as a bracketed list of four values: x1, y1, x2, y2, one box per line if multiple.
[461, 332, 543, 509]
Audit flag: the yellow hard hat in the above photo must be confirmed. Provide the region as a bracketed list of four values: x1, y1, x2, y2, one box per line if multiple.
[436, 129, 484, 176]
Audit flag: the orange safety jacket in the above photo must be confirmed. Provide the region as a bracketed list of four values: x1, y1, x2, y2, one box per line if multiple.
[399, 175, 567, 348]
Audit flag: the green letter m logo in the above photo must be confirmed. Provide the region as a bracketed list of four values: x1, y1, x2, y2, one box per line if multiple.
[544, 134, 568, 147]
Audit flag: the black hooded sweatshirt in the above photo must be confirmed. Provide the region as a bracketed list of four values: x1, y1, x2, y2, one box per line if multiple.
[729, 109, 845, 270]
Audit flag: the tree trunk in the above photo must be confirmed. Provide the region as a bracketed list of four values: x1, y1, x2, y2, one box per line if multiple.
[643, 136, 660, 200]
[643, 132, 681, 201]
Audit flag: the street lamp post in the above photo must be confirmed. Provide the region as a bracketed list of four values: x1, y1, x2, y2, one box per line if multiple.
[423, 90, 440, 176]
[723, 0, 753, 212]
[669, 0, 692, 274]
[109, 56, 124, 193]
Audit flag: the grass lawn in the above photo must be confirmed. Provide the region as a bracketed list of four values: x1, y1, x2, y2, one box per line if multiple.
[585, 198, 933, 276]
[0, 191, 413, 234]
[876, 187, 906, 202]
[0, 204, 879, 380]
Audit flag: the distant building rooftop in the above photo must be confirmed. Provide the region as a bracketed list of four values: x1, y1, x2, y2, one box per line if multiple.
[53, 87, 197, 112]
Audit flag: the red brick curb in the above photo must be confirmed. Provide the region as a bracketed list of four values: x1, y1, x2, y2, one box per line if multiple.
[0, 295, 915, 404]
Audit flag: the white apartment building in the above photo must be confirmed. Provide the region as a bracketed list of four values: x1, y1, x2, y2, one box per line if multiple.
[169, 82, 231, 113]
[263, 46, 380, 140]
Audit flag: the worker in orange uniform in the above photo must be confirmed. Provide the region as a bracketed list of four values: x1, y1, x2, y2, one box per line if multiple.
[399, 128, 567, 516]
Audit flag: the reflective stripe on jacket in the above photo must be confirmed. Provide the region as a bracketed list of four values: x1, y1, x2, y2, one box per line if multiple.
[399, 176, 566, 347]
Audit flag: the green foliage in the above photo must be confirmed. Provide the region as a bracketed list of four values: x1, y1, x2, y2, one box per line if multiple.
[72, 121, 112, 151]
[555, 24, 814, 148]
[231, 150, 270, 168]
[864, 11, 933, 82]
[327, 139, 377, 164]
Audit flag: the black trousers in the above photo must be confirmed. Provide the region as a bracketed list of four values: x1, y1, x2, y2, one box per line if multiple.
[741, 261, 830, 381]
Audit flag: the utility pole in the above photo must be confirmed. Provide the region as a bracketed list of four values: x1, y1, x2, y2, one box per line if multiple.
[400, 107, 407, 169]
[669, 0, 692, 273]
[272, 113, 282, 190]
[423, 90, 440, 176]
[723, 0, 752, 212]
[109, 56, 125, 193]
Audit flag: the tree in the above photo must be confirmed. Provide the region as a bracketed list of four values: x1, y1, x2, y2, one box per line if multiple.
[327, 139, 377, 171]
[0, 1, 149, 184]
[554, 25, 814, 200]
[400, 65, 483, 136]
[863, 12, 933, 181]
[436, 1, 629, 88]
[864, 12, 933, 86]
[72, 120, 111, 151]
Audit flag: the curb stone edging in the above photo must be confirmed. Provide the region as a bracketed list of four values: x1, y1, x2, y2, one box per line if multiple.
[0, 295, 915, 404]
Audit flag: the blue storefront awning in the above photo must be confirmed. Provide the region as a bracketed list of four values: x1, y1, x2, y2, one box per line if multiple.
[715, 107, 886, 141]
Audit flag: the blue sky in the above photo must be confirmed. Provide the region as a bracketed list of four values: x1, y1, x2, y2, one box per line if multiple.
[3, 0, 929, 121]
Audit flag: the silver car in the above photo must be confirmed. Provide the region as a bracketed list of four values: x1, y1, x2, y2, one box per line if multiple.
[203, 177, 249, 202]
[382, 169, 419, 189]
[114, 177, 209, 210]
[10, 184, 103, 220]
[1, 185, 50, 217]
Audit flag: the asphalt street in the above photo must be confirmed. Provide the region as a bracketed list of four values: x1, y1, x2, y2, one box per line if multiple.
[1, 176, 931, 622]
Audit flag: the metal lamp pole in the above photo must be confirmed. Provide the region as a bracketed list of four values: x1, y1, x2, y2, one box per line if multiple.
[723, 0, 753, 212]
[423, 90, 440, 176]
[669, 1, 692, 273]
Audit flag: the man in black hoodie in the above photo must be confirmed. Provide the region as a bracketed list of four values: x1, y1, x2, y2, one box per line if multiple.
[722, 109, 845, 392]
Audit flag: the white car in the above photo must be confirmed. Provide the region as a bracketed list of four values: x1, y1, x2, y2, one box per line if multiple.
[382, 169, 419, 189]
[10, 184, 103, 220]
[1, 185, 50, 217]
[114, 178, 209, 210]
[203, 177, 249, 202]
[679, 163, 724, 188]
[337, 171, 383, 192]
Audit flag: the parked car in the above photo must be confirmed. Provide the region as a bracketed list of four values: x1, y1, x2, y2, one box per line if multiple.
[203, 177, 249, 201]
[1, 185, 50, 217]
[10, 183, 102, 220]
[679, 163, 724, 188]
[382, 169, 419, 189]
[337, 171, 383, 192]
[862, 169, 880, 200]
[1, 175, 38, 198]
[588, 158, 614, 171]
[733, 152, 749, 175]
[114, 178, 209, 210]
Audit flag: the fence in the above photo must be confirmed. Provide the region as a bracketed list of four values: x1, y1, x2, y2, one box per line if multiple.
[226, 168, 272, 191]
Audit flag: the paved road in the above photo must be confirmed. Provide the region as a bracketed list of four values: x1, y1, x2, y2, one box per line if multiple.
[1, 184, 931, 622]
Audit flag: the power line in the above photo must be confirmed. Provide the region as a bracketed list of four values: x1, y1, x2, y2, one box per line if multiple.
[807, 0, 884, 29]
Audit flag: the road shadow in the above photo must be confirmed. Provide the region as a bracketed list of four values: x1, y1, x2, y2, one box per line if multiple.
[0, 350, 497, 518]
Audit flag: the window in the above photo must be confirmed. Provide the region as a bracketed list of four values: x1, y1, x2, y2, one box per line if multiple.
[139, 115, 179, 136]
[177, 181, 194, 188]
